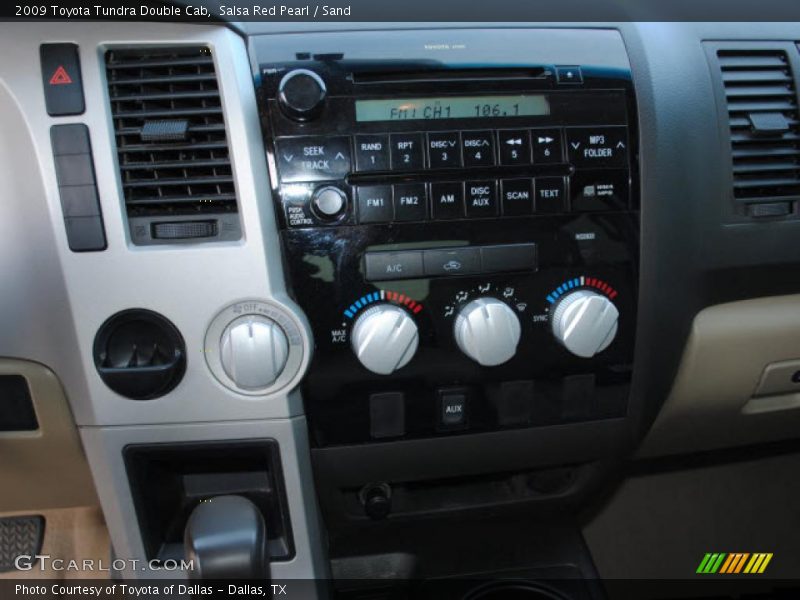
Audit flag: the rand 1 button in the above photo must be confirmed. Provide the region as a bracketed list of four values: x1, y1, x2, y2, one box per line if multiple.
[497, 130, 531, 165]
[465, 180, 498, 217]
[390, 133, 425, 170]
[571, 170, 630, 211]
[531, 127, 564, 164]
[423, 247, 481, 276]
[364, 251, 424, 281]
[462, 130, 496, 167]
[357, 185, 393, 223]
[430, 182, 465, 220]
[393, 183, 428, 222]
[501, 179, 534, 216]
[566, 126, 629, 168]
[427, 131, 462, 168]
[480, 243, 537, 274]
[535, 177, 567, 213]
[354, 134, 390, 172]
[275, 135, 351, 182]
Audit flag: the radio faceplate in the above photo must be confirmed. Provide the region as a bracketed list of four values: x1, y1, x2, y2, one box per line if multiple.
[257, 44, 639, 448]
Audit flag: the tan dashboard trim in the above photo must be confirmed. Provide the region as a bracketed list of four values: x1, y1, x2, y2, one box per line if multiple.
[639, 294, 800, 457]
[0, 359, 98, 512]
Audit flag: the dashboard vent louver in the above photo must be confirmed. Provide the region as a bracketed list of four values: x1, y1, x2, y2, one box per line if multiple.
[717, 49, 800, 208]
[105, 46, 241, 244]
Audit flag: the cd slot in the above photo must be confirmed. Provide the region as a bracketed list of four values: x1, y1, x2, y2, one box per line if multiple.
[353, 68, 550, 85]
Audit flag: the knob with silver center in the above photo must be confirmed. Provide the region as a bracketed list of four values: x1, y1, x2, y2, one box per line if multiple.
[351, 304, 419, 375]
[551, 290, 619, 358]
[311, 186, 346, 220]
[454, 298, 521, 366]
[220, 315, 290, 390]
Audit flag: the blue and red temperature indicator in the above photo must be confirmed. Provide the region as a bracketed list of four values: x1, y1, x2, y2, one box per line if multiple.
[546, 276, 618, 305]
[343, 289, 424, 319]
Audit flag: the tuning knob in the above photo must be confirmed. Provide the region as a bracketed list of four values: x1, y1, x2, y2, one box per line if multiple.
[551, 290, 618, 358]
[220, 315, 289, 390]
[351, 304, 419, 375]
[277, 69, 327, 121]
[454, 298, 521, 366]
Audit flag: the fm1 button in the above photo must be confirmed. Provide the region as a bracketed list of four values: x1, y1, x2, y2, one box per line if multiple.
[465, 180, 498, 217]
[535, 177, 567, 213]
[365, 251, 424, 281]
[357, 185, 393, 223]
[393, 183, 427, 222]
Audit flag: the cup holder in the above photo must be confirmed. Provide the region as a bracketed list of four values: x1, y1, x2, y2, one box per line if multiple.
[462, 581, 570, 600]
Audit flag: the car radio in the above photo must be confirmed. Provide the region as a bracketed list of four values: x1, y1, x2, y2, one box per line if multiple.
[257, 36, 639, 447]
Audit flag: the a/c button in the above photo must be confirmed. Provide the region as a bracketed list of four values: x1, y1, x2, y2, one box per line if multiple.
[365, 250, 424, 281]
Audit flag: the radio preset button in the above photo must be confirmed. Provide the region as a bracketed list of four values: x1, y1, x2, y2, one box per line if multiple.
[427, 131, 462, 169]
[498, 129, 531, 165]
[393, 183, 428, 222]
[365, 251, 424, 281]
[423, 247, 481, 277]
[501, 179, 534, 216]
[390, 133, 425, 170]
[357, 185, 393, 223]
[465, 180, 499, 217]
[535, 177, 567, 213]
[462, 131, 496, 167]
[355, 134, 390, 172]
[531, 128, 564, 164]
[276, 135, 351, 182]
[430, 182, 465, 220]
[566, 126, 628, 168]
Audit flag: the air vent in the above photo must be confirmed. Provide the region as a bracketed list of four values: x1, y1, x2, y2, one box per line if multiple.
[717, 49, 800, 215]
[105, 46, 241, 244]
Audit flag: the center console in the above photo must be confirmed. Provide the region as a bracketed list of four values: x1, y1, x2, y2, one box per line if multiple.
[256, 29, 638, 456]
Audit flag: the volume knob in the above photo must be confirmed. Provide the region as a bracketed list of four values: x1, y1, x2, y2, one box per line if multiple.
[277, 69, 327, 122]
[551, 290, 618, 358]
[454, 298, 521, 366]
[351, 304, 419, 375]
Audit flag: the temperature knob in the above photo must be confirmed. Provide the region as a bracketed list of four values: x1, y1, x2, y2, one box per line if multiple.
[551, 290, 618, 358]
[454, 298, 521, 366]
[277, 69, 327, 121]
[220, 315, 289, 390]
[351, 304, 419, 375]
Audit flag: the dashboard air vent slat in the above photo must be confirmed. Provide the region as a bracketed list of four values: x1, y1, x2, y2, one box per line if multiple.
[717, 49, 800, 206]
[105, 45, 240, 245]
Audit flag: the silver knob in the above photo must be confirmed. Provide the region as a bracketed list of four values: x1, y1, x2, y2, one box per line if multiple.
[454, 298, 521, 366]
[551, 290, 618, 358]
[277, 68, 327, 121]
[312, 186, 346, 220]
[220, 315, 289, 390]
[351, 304, 419, 375]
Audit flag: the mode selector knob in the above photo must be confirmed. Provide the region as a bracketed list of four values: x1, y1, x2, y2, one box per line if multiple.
[220, 315, 289, 390]
[351, 304, 419, 375]
[277, 69, 327, 122]
[454, 298, 521, 367]
[312, 186, 346, 220]
[551, 290, 619, 358]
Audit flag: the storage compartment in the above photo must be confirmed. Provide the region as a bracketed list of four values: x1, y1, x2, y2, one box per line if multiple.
[124, 440, 293, 563]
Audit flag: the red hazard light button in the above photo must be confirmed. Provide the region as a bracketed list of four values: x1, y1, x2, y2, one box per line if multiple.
[40, 43, 84, 116]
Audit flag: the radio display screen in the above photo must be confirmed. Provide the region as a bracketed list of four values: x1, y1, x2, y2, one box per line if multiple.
[355, 95, 550, 122]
